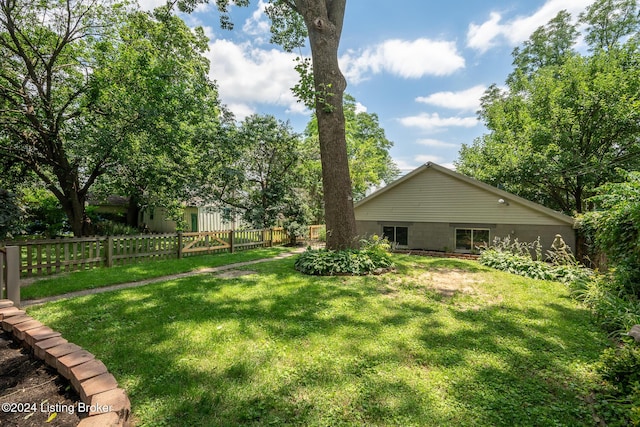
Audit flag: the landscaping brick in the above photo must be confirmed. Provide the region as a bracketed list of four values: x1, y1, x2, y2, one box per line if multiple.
[89, 388, 130, 418]
[0, 306, 24, 320]
[2, 299, 130, 427]
[12, 319, 44, 341]
[57, 350, 95, 379]
[1, 314, 32, 332]
[24, 326, 61, 347]
[34, 336, 68, 360]
[79, 372, 118, 403]
[70, 359, 108, 391]
[44, 342, 82, 367]
[76, 411, 122, 427]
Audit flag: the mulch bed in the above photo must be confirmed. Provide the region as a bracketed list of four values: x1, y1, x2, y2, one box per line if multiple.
[0, 331, 81, 426]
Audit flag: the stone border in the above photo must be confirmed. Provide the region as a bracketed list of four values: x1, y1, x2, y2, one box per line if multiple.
[0, 299, 131, 427]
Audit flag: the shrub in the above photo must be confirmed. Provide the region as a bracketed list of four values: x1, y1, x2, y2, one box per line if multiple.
[594, 343, 640, 426]
[0, 189, 23, 239]
[295, 235, 394, 276]
[478, 235, 593, 285]
[581, 171, 640, 297]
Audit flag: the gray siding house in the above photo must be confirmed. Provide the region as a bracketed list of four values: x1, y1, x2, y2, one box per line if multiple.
[354, 162, 576, 253]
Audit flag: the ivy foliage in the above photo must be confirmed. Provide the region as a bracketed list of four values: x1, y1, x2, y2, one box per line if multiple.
[581, 170, 640, 297]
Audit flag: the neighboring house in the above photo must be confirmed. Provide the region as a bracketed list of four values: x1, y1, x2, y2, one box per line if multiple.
[354, 162, 576, 253]
[88, 195, 244, 232]
[140, 206, 244, 233]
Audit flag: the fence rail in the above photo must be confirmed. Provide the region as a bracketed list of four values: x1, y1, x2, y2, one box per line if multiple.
[0, 226, 322, 280]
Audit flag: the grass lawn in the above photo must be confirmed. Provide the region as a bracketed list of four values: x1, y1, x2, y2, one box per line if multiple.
[27, 254, 610, 426]
[21, 247, 291, 300]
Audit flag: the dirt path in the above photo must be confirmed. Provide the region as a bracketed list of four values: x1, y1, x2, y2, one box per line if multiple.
[22, 248, 305, 307]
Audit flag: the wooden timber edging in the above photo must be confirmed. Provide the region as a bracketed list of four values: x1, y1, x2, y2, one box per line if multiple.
[393, 249, 480, 260]
[0, 299, 131, 426]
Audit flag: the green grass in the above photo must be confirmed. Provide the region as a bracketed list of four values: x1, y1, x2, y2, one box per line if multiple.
[27, 254, 610, 426]
[21, 247, 291, 300]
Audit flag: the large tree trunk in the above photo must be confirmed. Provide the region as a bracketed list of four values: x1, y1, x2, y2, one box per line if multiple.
[59, 188, 88, 237]
[127, 194, 141, 228]
[298, 0, 357, 250]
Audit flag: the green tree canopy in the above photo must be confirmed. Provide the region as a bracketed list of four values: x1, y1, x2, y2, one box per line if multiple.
[456, 0, 640, 215]
[302, 94, 399, 222]
[0, 1, 226, 235]
[177, 0, 357, 250]
[90, 7, 229, 227]
[0, 0, 128, 235]
[215, 114, 306, 230]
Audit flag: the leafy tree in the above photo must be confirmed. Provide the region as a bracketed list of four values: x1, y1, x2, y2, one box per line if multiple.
[580, 0, 639, 51]
[456, 3, 640, 215]
[302, 94, 399, 222]
[177, 0, 357, 249]
[90, 7, 229, 228]
[0, 1, 225, 235]
[0, 188, 21, 239]
[215, 114, 305, 230]
[0, 0, 128, 236]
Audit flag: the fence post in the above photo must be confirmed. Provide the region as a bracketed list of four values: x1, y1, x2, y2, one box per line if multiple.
[106, 236, 114, 267]
[230, 230, 235, 253]
[177, 232, 183, 259]
[5, 246, 20, 308]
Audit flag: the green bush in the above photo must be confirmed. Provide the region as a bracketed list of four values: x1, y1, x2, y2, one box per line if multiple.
[0, 189, 22, 239]
[599, 344, 640, 394]
[575, 278, 640, 335]
[21, 188, 68, 237]
[295, 235, 394, 276]
[479, 236, 593, 285]
[581, 171, 640, 297]
[593, 343, 640, 426]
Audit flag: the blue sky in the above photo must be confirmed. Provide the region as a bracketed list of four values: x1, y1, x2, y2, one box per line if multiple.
[140, 0, 596, 172]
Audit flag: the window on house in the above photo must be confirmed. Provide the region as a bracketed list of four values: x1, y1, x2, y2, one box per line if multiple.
[455, 228, 490, 252]
[383, 226, 408, 246]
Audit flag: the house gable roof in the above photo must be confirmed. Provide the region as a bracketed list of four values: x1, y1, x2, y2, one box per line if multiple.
[354, 162, 575, 227]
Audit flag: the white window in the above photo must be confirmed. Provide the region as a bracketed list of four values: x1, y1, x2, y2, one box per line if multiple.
[455, 228, 490, 252]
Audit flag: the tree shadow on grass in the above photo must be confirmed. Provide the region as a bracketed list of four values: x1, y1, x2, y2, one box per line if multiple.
[414, 301, 608, 426]
[27, 259, 609, 426]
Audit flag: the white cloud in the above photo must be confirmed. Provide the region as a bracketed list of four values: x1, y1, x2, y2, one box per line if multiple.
[341, 38, 465, 84]
[416, 138, 458, 148]
[399, 113, 478, 132]
[415, 154, 443, 164]
[354, 102, 368, 114]
[467, 0, 593, 53]
[466, 12, 504, 52]
[206, 39, 307, 120]
[394, 158, 422, 174]
[242, 0, 270, 36]
[137, 0, 166, 11]
[416, 85, 486, 112]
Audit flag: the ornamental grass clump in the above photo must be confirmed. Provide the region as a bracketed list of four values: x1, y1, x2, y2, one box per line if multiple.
[294, 235, 394, 276]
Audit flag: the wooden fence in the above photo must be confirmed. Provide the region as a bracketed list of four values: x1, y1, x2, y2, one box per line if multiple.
[1, 246, 20, 306]
[0, 226, 318, 279]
